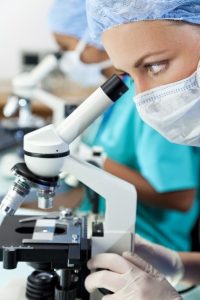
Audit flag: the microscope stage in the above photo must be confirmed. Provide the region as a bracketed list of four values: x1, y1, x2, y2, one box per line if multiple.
[0, 215, 90, 269]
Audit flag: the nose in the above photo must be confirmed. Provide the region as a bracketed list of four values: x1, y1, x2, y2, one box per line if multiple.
[131, 74, 150, 95]
[134, 78, 149, 95]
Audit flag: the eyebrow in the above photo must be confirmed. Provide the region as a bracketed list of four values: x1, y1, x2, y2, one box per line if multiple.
[134, 50, 169, 68]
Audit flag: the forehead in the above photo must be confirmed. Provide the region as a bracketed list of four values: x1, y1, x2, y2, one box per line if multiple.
[102, 21, 199, 68]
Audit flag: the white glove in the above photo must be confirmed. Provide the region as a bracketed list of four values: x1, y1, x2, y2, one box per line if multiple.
[85, 253, 182, 300]
[133, 234, 184, 286]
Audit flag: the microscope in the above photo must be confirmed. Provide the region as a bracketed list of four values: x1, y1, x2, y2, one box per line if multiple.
[3, 52, 80, 128]
[0, 75, 137, 300]
[0, 52, 79, 182]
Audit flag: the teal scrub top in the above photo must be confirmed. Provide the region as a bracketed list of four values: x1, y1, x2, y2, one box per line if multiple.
[81, 76, 200, 251]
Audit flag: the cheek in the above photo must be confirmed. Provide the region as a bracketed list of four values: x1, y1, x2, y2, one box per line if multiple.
[174, 41, 200, 80]
[169, 55, 199, 83]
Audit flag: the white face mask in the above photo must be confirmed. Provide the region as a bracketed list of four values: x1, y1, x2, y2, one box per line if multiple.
[60, 37, 112, 87]
[133, 64, 200, 146]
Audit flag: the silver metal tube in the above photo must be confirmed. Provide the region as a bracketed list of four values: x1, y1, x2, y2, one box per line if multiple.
[0, 176, 30, 216]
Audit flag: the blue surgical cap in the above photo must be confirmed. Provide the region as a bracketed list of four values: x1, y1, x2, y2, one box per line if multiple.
[86, 0, 200, 42]
[48, 0, 101, 47]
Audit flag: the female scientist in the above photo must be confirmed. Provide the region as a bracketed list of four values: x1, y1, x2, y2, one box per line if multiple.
[50, 0, 200, 255]
[84, 0, 200, 299]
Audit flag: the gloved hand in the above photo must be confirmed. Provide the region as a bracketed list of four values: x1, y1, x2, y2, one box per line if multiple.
[132, 234, 184, 286]
[85, 253, 182, 300]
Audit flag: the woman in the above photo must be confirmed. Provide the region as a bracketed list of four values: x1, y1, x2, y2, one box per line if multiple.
[49, 1, 200, 255]
[48, 0, 114, 88]
[84, 1, 200, 299]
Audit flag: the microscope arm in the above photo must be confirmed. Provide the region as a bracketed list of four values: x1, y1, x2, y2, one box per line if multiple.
[63, 155, 136, 255]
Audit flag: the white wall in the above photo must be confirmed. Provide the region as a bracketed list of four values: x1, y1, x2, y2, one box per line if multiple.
[0, 0, 57, 80]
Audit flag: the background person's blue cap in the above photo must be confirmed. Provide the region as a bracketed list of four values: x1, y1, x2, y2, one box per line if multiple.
[86, 0, 200, 42]
[48, 0, 101, 48]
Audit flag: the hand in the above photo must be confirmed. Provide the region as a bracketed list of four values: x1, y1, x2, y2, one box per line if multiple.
[85, 253, 182, 300]
[132, 234, 184, 286]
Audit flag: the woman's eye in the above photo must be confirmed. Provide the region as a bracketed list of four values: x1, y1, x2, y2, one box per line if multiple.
[145, 62, 168, 76]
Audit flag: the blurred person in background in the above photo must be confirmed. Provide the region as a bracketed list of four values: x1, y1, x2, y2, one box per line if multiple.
[48, 0, 200, 254]
[48, 0, 115, 88]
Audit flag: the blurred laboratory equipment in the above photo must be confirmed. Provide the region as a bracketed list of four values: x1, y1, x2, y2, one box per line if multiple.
[0, 53, 83, 201]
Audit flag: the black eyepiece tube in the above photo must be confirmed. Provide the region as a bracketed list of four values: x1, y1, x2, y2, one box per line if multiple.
[101, 75, 129, 102]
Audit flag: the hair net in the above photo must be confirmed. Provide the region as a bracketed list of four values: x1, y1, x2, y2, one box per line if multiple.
[86, 0, 200, 41]
[48, 0, 101, 47]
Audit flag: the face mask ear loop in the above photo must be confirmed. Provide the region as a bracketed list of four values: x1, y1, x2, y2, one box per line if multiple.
[98, 59, 113, 70]
[74, 30, 88, 58]
[198, 58, 200, 68]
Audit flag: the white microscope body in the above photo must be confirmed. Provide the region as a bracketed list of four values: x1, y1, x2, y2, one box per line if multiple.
[0, 76, 137, 299]
[23, 76, 137, 255]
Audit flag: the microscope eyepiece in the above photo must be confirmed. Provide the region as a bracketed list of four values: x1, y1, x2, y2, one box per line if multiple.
[101, 75, 128, 102]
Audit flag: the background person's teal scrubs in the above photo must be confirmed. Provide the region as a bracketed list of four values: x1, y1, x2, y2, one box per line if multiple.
[81, 76, 200, 251]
